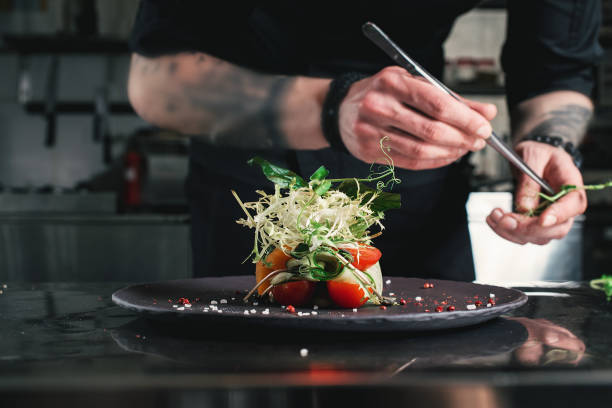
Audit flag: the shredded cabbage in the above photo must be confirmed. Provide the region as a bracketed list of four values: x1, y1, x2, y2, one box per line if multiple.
[234, 181, 385, 262]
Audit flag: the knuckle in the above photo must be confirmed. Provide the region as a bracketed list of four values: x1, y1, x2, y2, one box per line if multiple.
[376, 67, 403, 89]
[377, 72, 397, 90]
[420, 121, 441, 141]
[360, 92, 385, 117]
[426, 95, 446, 117]
[409, 142, 426, 158]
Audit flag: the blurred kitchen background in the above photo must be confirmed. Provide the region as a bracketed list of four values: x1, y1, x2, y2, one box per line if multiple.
[0, 0, 610, 283]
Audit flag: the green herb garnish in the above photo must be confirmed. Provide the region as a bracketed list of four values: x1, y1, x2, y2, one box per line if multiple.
[234, 139, 400, 304]
[524, 181, 612, 216]
[590, 275, 612, 301]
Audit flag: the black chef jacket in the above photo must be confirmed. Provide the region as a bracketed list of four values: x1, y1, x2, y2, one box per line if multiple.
[129, 0, 601, 281]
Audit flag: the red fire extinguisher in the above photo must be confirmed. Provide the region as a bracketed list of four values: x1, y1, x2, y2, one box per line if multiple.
[124, 151, 142, 208]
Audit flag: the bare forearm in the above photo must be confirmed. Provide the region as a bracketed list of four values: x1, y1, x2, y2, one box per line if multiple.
[128, 53, 330, 150]
[511, 90, 593, 146]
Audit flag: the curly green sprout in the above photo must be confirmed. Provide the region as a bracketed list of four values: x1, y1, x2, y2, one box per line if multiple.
[524, 181, 612, 217]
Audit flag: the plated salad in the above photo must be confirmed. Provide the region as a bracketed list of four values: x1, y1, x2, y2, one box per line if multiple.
[232, 149, 400, 309]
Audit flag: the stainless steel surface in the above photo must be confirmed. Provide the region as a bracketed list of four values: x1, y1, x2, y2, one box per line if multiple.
[0, 214, 192, 281]
[0, 192, 116, 213]
[362, 22, 555, 195]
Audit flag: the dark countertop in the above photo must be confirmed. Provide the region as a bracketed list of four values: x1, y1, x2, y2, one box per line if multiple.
[1, 281, 612, 408]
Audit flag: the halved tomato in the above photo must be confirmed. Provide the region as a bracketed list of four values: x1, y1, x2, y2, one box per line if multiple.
[271, 280, 316, 306]
[326, 280, 369, 308]
[255, 248, 292, 295]
[340, 245, 381, 271]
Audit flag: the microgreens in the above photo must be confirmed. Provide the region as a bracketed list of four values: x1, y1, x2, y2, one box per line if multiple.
[590, 275, 612, 302]
[524, 181, 612, 216]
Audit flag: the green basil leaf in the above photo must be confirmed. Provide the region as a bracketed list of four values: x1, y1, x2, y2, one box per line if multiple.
[337, 180, 401, 213]
[369, 191, 402, 213]
[310, 165, 330, 181]
[248, 157, 307, 189]
[349, 219, 368, 238]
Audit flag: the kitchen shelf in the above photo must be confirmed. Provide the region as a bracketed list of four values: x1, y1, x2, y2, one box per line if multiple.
[24, 101, 134, 115]
[1, 34, 129, 54]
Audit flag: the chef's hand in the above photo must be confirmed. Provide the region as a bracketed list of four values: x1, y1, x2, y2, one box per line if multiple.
[338, 66, 497, 170]
[486, 141, 587, 245]
[510, 317, 585, 366]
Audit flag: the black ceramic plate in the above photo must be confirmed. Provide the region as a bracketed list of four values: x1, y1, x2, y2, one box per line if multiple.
[112, 276, 527, 331]
[111, 276, 528, 332]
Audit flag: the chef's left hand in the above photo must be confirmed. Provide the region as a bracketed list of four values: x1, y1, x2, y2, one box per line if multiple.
[510, 317, 585, 366]
[486, 141, 587, 245]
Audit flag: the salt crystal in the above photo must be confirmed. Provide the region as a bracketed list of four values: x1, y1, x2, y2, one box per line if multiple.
[250, 309, 257, 314]
[352, 308, 357, 312]
[311, 311, 318, 316]
[389, 292, 395, 296]
[262, 310, 269, 315]
[297, 312, 303, 316]
[220, 299, 228, 304]
[302, 312, 310, 316]
[385, 279, 391, 285]
[185, 304, 192, 308]
[231, 297, 236, 301]
[177, 307, 185, 311]
[415, 296, 422, 302]
[1, 284, 6, 289]
[172, 305, 178, 308]
[466, 304, 476, 310]
[210, 300, 218, 305]
[300, 348, 309, 357]
[490, 293, 496, 298]
[487, 303, 492, 308]
[253, 302, 259, 306]
[244, 310, 250, 315]
[217, 310, 223, 313]
[313, 305, 319, 310]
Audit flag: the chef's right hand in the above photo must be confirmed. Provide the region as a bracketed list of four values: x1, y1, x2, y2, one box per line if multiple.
[338, 66, 497, 170]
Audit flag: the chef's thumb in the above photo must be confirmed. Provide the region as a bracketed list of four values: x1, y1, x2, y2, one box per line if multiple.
[515, 171, 544, 213]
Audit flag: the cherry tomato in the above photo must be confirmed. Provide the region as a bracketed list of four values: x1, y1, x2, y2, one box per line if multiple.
[271, 281, 316, 306]
[340, 245, 381, 271]
[326, 281, 369, 308]
[255, 248, 292, 295]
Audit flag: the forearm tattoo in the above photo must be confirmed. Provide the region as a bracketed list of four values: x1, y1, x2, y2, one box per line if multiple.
[520, 104, 592, 146]
[133, 54, 293, 149]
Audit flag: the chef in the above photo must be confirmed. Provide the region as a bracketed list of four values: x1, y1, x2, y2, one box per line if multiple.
[127, 1, 601, 281]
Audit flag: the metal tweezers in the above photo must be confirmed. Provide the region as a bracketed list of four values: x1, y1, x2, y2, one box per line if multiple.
[362, 22, 555, 195]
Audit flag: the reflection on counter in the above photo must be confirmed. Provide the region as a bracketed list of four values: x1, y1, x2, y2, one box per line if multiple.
[1, 281, 610, 408]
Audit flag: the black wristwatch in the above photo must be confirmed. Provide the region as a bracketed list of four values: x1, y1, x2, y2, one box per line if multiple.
[520, 134, 583, 169]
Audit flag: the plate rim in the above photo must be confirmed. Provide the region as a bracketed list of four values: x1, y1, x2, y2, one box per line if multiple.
[111, 276, 528, 331]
